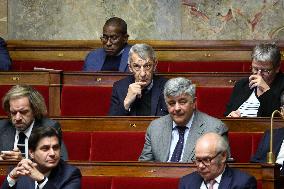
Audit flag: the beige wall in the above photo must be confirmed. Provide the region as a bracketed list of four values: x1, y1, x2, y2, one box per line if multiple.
[7, 0, 284, 40]
[0, 0, 7, 38]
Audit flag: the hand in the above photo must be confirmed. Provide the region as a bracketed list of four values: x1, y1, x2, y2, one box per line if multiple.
[12, 159, 44, 182]
[227, 110, 241, 117]
[124, 82, 147, 110]
[1, 148, 23, 161]
[249, 74, 270, 96]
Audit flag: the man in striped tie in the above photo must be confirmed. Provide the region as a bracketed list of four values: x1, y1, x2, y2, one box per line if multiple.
[179, 133, 257, 189]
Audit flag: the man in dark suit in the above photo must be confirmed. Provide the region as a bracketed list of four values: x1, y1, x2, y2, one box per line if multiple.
[0, 85, 67, 161]
[83, 17, 131, 72]
[251, 127, 284, 174]
[0, 37, 12, 70]
[109, 43, 168, 116]
[179, 132, 257, 189]
[139, 77, 228, 162]
[1, 126, 81, 189]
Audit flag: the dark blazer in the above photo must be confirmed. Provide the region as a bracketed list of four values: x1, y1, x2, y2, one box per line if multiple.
[179, 166, 257, 189]
[1, 160, 81, 189]
[224, 72, 284, 117]
[139, 111, 228, 162]
[108, 75, 168, 116]
[83, 44, 131, 72]
[0, 117, 68, 160]
[0, 37, 12, 70]
[251, 127, 284, 174]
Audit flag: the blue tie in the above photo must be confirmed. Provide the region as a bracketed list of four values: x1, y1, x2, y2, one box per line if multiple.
[170, 126, 186, 162]
[17, 132, 26, 157]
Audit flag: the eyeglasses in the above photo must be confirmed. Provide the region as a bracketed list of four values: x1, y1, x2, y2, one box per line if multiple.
[193, 151, 222, 166]
[100, 35, 121, 43]
[131, 62, 154, 72]
[251, 67, 273, 75]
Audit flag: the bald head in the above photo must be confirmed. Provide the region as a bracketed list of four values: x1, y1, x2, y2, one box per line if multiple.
[196, 132, 228, 155]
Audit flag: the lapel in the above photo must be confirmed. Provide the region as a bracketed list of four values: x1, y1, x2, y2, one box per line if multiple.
[97, 50, 107, 71]
[273, 128, 284, 155]
[2, 123, 16, 150]
[119, 44, 130, 72]
[182, 111, 206, 162]
[219, 166, 232, 189]
[158, 115, 173, 162]
[150, 76, 161, 115]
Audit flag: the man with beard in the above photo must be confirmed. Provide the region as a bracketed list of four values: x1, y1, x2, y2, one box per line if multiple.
[0, 85, 68, 161]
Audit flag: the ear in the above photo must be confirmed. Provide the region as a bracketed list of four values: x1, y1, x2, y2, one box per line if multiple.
[153, 60, 158, 72]
[220, 151, 227, 163]
[128, 63, 133, 73]
[275, 66, 280, 73]
[29, 150, 34, 159]
[122, 34, 129, 43]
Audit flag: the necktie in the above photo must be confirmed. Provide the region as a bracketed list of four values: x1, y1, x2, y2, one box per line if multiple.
[208, 179, 216, 189]
[17, 132, 26, 157]
[170, 126, 186, 162]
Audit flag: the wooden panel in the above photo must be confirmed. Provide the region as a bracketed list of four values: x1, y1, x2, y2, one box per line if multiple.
[63, 72, 249, 87]
[0, 161, 282, 189]
[52, 117, 284, 132]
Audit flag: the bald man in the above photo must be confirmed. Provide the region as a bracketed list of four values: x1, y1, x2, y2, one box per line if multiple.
[179, 133, 257, 189]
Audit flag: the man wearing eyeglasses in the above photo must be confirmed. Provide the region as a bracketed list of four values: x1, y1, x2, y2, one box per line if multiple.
[108, 43, 168, 116]
[179, 132, 257, 189]
[83, 17, 131, 72]
[225, 43, 284, 117]
[139, 77, 228, 162]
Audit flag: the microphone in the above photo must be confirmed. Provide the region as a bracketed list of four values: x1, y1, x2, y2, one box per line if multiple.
[267, 108, 284, 164]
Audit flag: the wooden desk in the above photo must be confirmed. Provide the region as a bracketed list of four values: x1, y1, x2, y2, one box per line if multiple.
[0, 161, 282, 189]
[52, 117, 284, 132]
[0, 71, 61, 116]
[63, 72, 250, 87]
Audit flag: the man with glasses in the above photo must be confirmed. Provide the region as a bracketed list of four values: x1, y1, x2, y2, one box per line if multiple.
[139, 77, 228, 162]
[179, 132, 257, 189]
[251, 91, 284, 174]
[83, 17, 131, 72]
[225, 43, 284, 117]
[109, 43, 168, 116]
[0, 85, 68, 161]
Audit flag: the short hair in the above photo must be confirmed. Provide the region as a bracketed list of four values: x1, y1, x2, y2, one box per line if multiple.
[128, 44, 157, 65]
[104, 17, 127, 35]
[251, 43, 281, 68]
[28, 126, 61, 151]
[2, 85, 47, 119]
[163, 77, 196, 99]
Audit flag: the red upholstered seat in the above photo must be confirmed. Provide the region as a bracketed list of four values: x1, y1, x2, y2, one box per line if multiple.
[111, 177, 179, 189]
[0, 85, 49, 116]
[63, 132, 91, 161]
[81, 176, 112, 189]
[228, 132, 263, 163]
[61, 86, 112, 116]
[159, 61, 248, 72]
[12, 60, 84, 71]
[196, 87, 233, 118]
[89, 131, 145, 161]
[0, 175, 6, 187]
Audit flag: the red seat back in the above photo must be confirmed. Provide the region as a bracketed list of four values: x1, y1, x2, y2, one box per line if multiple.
[81, 176, 112, 189]
[111, 177, 179, 189]
[196, 87, 233, 118]
[63, 132, 91, 161]
[228, 132, 263, 163]
[61, 86, 112, 116]
[89, 131, 145, 161]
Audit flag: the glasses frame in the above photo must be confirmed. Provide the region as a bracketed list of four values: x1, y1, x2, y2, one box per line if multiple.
[131, 61, 155, 72]
[251, 66, 273, 76]
[193, 151, 222, 167]
[100, 34, 122, 44]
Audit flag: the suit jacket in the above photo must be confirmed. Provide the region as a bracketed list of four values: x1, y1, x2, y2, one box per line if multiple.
[1, 159, 81, 189]
[108, 75, 168, 116]
[224, 72, 284, 117]
[251, 127, 284, 174]
[138, 111, 228, 162]
[0, 117, 68, 160]
[0, 37, 12, 70]
[179, 166, 257, 189]
[83, 44, 131, 72]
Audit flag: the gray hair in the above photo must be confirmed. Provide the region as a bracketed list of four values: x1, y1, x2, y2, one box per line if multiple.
[128, 44, 156, 64]
[251, 43, 281, 68]
[2, 85, 47, 119]
[163, 77, 196, 99]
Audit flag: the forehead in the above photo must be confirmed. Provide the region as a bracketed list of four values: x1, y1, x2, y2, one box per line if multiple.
[166, 93, 193, 102]
[9, 96, 31, 109]
[130, 53, 153, 65]
[37, 136, 59, 148]
[103, 24, 122, 35]
[195, 141, 216, 157]
[252, 60, 273, 68]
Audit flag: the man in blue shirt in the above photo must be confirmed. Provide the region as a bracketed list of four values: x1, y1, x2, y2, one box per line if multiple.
[83, 17, 131, 72]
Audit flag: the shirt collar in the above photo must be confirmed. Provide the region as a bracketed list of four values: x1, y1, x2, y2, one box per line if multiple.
[172, 112, 195, 130]
[16, 120, 35, 138]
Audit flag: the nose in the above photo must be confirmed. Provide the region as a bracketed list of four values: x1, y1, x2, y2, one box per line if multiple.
[257, 70, 262, 75]
[106, 38, 112, 46]
[197, 162, 206, 169]
[49, 148, 55, 156]
[15, 112, 22, 120]
[174, 103, 181, 111]
[139, 67, 146, 77]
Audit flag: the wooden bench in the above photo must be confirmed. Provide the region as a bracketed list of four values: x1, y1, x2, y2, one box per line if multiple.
[0, 161, 283, 189]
